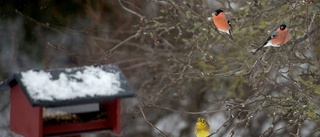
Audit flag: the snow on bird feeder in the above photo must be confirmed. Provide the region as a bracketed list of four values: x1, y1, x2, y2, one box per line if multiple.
[0, 64, 134, 137]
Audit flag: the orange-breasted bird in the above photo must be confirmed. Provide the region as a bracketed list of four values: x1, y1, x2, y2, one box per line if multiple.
[212, 9, 233, 39]
[253, 24, 290, 54]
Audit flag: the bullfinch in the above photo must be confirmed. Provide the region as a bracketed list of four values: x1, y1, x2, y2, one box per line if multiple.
[212, 9, 233, 39]
[253, 24, 290, 54]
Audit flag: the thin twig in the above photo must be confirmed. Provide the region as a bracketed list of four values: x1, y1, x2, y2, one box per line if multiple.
[139, 106, 168, 137]
[152, 104, 226, 115]
[118, 0, 144, 19]
[98, 30, 142, 61]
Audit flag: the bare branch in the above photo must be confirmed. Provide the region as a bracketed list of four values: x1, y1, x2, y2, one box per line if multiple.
[118, 0, 144, 19]
[139, 106, 168, 137]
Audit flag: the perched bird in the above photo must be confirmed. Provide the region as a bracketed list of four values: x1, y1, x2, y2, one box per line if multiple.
[212, 9, 233, 39]
[195, 117, 210, 137]
[253, 24, 290, 54]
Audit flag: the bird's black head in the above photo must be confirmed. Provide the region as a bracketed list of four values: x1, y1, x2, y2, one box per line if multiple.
[280, 24, 287, 30]
[214, 9, 223, 16]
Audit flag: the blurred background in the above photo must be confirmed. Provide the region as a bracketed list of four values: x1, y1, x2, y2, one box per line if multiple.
[0, 0, 320, 136]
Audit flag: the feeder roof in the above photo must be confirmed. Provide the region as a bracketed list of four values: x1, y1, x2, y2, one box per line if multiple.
[0, 64, 134, 107]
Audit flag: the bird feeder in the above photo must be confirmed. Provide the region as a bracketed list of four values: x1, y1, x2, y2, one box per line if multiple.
[0, 64, 134, 137]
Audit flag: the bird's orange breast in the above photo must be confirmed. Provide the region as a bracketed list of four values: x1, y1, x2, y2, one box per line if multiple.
[213, 13, 230, 31]
[271, 29, 290, 45]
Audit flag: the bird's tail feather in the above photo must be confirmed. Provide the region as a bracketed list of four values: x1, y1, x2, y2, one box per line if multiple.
[252, 45, 265, 55]
[228, 30, 233, 40]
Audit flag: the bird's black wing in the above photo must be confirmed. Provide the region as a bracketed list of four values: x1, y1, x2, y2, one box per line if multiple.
[253, 30, 278, 55]
[225, 15, 233, 40]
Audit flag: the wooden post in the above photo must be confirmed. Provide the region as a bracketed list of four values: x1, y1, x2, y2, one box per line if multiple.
[101, 99, 121, 134]
[10, 85, 43, 137]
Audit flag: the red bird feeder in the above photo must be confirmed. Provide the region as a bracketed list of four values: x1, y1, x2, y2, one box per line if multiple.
[0, 64, 134, 137]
